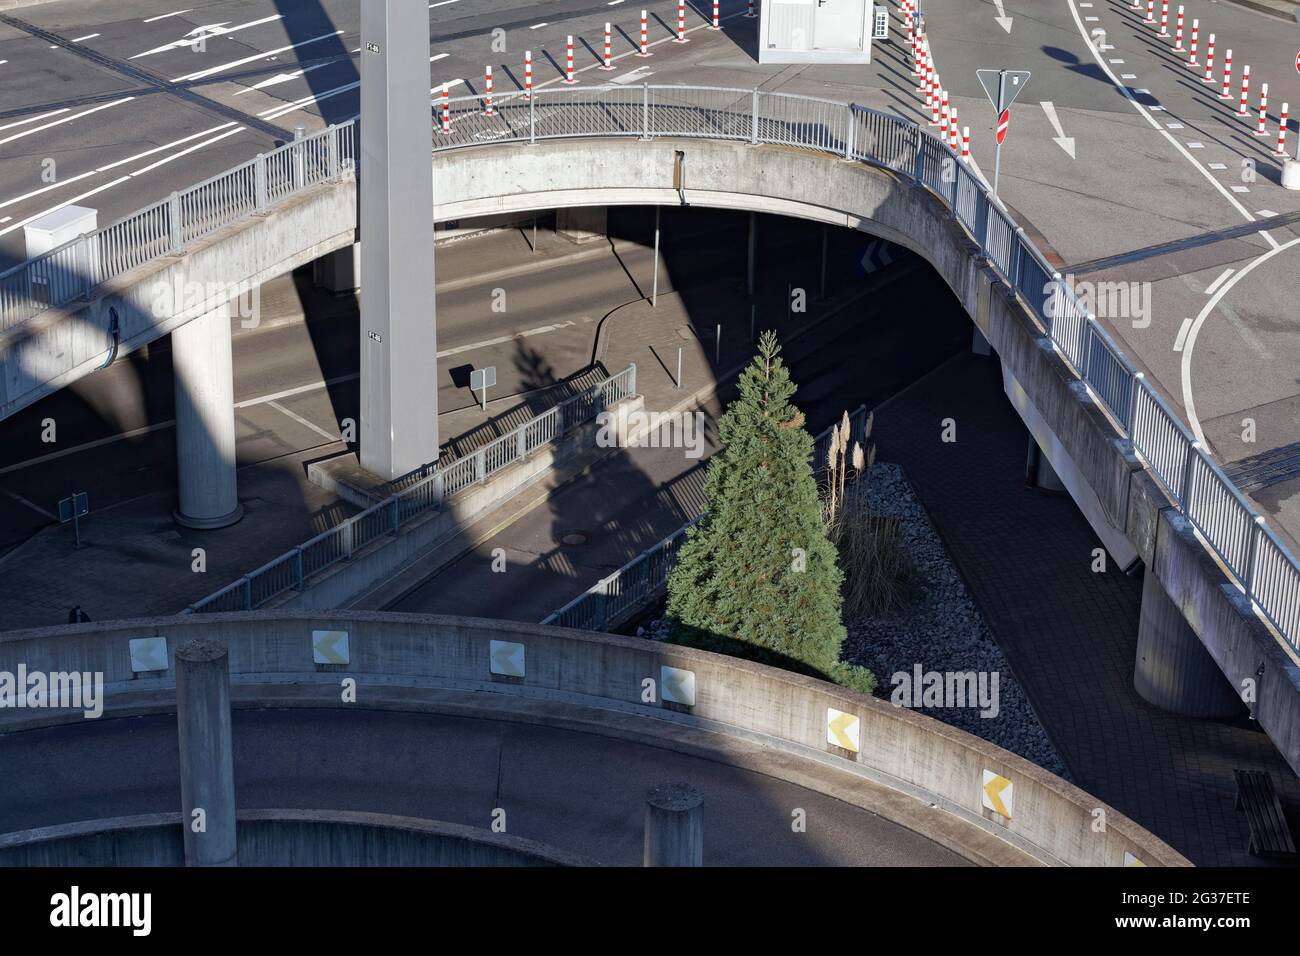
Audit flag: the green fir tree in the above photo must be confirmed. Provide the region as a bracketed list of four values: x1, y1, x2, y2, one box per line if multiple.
[666, 331, 874, 694]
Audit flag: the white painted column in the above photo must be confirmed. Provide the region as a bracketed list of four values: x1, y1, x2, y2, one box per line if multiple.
[173, 301, 243, 529]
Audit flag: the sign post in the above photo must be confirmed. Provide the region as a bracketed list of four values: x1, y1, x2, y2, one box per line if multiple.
[470, 367, 496, 412]
[977, 68, 1031, 198]
[58, 492, 89, 549]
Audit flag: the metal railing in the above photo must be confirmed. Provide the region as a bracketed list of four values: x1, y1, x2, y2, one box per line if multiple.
[0, 123, 358, 332]
[0, 81, 1289, 646]
[542, 410, 865, 630]
[185, 364, 636, 613]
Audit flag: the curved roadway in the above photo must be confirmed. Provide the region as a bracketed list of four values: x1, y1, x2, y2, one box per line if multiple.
[0, 708, 969, 866]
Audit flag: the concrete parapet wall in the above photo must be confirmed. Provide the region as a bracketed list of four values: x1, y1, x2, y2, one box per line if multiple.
[0, 612, 1189, 867]
[0, 810, 593, 867]
[0, 180, 357, 420]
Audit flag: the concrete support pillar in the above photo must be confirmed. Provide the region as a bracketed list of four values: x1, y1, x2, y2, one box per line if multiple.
[1134, 569, 1246, 718]
[746, 211, 757, 297]
[1025, 435, 1065, 492]
[360, 0, 439, 481]
[643, 782, 703, 866]
[173, 302, 243, 529]
[314, 241, 360, 293]
[971, 325, 992, 356]
[176, 638, 238, 867]
[555, 205, 607, 243]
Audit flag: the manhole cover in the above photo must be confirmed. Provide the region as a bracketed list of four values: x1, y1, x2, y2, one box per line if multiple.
[554, 530, 591, 546]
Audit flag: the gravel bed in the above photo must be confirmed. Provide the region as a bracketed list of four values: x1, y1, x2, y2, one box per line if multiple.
[840, 463, 1068, 778]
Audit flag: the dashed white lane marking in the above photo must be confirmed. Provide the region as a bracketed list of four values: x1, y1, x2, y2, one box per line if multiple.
[0, 108, 70, 134]
[129, 126, 245, 176]
[143, 10, 193, 22]
[1173, 317, 1193, 351]
[1258, 209, 1277, 217]
[267, 401, 338, 441]
[1231, 185, 1250, 193]
[173, 30, 344, 82]
[435, 320, 578, 358]
[1066, 0, 1255, 223]
[0, 171, 98, 209]
[1205, 269, 1234, 295]
[0, 176, 130, 238]
[1109, 58, 1125, 64]
[429, 0, 461, 6]
[0, 97, 133, 147]
[1208, 162, 1227, 170]
[259, 81, 359, 120]
[71, 34, 100, 43]
[430, 53, 448, 62]
[0, 217, 11, 224]
[1187, 141, 1203, 148]
[1166, 122, 1183, 129]
[530, 23, 549, 29]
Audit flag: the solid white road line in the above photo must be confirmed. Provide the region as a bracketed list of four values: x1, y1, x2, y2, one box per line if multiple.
[0, 108, 71, 134]
[0, 177, 131, 238]
[1180, 237, 1300, 443]
[129, 126, 245, 176]
[1173, 317, 1193, 351]
[143, 10, 193, 23]
[0, 171, 99, 210]
[1204, 268, 1234, 296]
[436, 320, 578, 358]
[237, 63, 332, 94]
[259, 82, 359, 121]
[71, 34, 100, 43]
[267, 400, 338, 441]
[0, 98, 133, 147]
[172, 30, 345, 82]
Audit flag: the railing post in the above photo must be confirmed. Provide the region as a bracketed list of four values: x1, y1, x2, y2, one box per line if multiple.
[240, 576, 252, 611]
[254, 154, 268, 213]
[751, 90, 759, 145]
[476, 447, 487, 483]
[1127, 371, 1145, 440]
[1012, 227, 1026, 291]
[642, 83, 651, 139]
[517, 422, 528, 460]
[530, 92, 537, 145]
[342, 519, 354, 560]
[1243, 515, 1266, 597]
[434, 471, 445, 507]
[1081, 317, 1096, 382]
[327, 125, 340, 181]
[168, 192, 183, 254]
[912, 128, 924, 184]
[843, 104, 856, 160]
[292, 547, 305, 591]
[389, 496, 400, 536]
[628, 362, 637, 397]
[78, 235, 93, 300]
[976, 193, 990, 259]
[556, 400, 567, 437]
[1181, 441, 1201, 508]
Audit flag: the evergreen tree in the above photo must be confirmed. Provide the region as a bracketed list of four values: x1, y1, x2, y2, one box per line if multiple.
[667, 331, 869, 692]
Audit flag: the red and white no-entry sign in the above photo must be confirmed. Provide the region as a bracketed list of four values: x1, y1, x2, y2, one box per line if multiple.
[1294, 49, 1300, 74]
[996, 108, 1011, 144]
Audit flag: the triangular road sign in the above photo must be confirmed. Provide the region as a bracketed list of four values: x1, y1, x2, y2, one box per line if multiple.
[977, 69, 1032, 114]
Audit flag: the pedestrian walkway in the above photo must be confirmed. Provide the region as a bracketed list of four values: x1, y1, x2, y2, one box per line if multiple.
[871, 351, 1298, 867]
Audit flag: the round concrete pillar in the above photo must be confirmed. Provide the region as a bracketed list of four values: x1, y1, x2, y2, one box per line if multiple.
[643, 783, 703, 867]
[176, 638, 238, 867]
[172, 302, 243, 528]
[1133, 570, 1245, 718]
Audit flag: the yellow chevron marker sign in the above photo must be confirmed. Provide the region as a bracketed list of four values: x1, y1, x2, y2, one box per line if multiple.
[490, 640, 526, 678]
[826, 708, 860, 753]
[312, 630, 350, 665]
[1123, 852, 1146, 867]
[660, 666, 696, 706]
[128, 637, 169, 673]
[982, 770, 1013, 818]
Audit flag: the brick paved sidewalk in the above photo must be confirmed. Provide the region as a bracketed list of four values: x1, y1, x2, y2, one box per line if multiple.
[872, 351, 1298, 867]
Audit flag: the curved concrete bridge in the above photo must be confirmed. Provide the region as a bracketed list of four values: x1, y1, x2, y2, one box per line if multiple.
[0, 612, 1188, 867]
[1, 106, 1296, 775]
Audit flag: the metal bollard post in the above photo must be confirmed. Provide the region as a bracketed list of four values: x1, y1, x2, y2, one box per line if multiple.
[644, 783, 703, 866]
[176, 639, 238, 867]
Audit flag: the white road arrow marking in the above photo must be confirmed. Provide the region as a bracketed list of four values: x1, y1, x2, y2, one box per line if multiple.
[993, 0, 1014, 33]
[1040, 101, 1076, 158]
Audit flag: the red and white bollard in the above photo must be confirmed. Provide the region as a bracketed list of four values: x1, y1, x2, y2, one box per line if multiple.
[484, 65, 494, 115]
[675, 0, 687, 41]
[910, 32, 920, 76]
[1220, 49, 1232, 99]
[601, 24, 613, 68]
[711, 0, 720, 29]
[1188, 19, 1198, 65]
[1145, 0, 1154, 23]
[1173, 6, 1184, 51]
[1257, 83, 1269, 135]
[917, 44, 929, 90]
[1159, 0, 1169, 36]
[745, 0, 756, 18]
[924, 66, 934, 108]
[639, 10, 651, 55]
[564, 34, 576, 83]
[949, 106, 959, 150]
[1203, 34, 1214, 82]
[1238, 65, 1251, 116]
[940, 90, 950, 140]
[930, 79, 940, 125]
[1276, 102, 1289, 157]
[961, 126, 970, 164]
[524, 50, 533, 98]
[440, 85, 450, 134]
